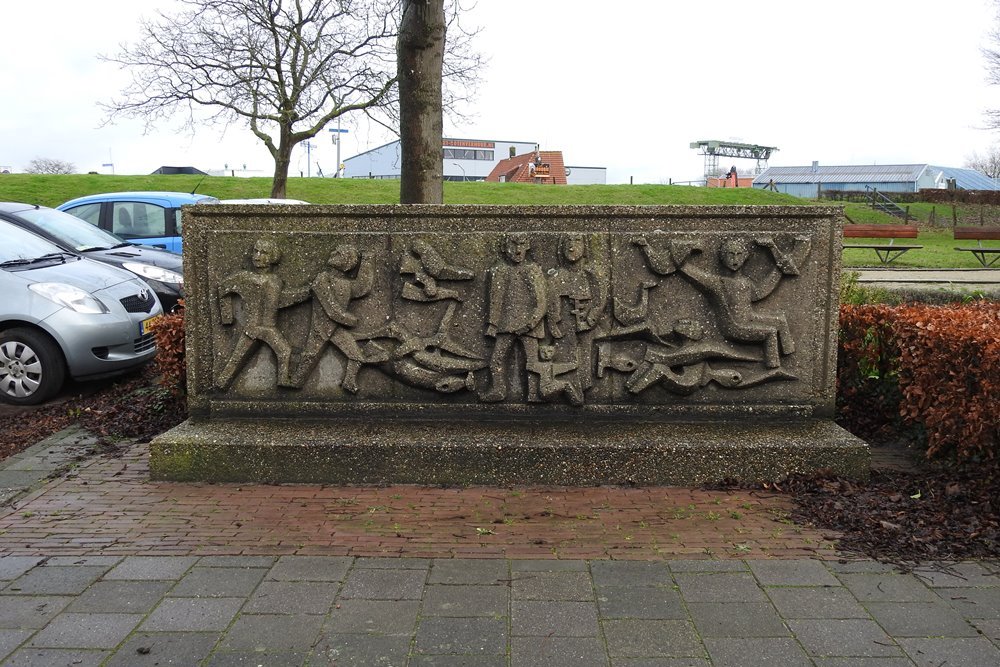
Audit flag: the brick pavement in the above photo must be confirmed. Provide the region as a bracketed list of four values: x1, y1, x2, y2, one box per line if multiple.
[0, 434, 839, 560]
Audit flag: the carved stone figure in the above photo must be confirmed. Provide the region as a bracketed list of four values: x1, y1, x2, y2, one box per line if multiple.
[527, 344, 583, 406]
[400, 239, 474, 302]
[546, 233, 606, 393]
[481, 233, 547, 402]
[215, 239, 310, 389]
[635, 234, 810, 368]
[289, 244, 379, 393]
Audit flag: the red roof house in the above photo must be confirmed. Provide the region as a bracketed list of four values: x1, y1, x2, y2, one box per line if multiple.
[486, 150, 568, 184]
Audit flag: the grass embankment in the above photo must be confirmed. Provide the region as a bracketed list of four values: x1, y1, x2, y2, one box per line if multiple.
[2, 174, 995, 268]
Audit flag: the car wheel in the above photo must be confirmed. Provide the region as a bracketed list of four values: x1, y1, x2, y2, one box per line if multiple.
[0, 328, 66, 405]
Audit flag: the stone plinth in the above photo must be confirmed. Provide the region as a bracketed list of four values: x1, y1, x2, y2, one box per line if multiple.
[151, 204, 868, 484]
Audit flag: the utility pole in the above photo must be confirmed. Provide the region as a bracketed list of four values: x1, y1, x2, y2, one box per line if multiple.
[329, 116, 349, 178]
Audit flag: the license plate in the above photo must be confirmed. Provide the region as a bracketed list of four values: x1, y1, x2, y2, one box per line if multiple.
[140, 315, 162, 335]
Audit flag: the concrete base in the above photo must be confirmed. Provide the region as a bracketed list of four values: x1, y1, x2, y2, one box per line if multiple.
[150, 419, 870, 486]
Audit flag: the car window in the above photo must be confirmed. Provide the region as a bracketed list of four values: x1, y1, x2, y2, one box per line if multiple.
[112, 202, 168, 239]
[17, 207, 124, 251]
[63, 203, 102, 226]
[0, 222, 65, 263]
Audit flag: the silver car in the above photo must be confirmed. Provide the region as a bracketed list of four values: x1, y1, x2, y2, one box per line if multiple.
[0, 220, 163, 405]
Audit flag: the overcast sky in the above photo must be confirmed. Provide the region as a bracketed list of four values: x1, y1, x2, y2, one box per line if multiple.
[3, 0, 1000, 184]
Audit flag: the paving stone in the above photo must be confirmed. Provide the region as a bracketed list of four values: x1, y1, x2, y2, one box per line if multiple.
[0, 648, 110, 667]
[787, 619, 903, 658]
[4, 567, 107, 595]
[243, 580, 339, 615]
[355, 557, 430, 569]
[423, 585, 508, 617]
[311, 633, 410, 665]
[898, 637, 1000, 666]
[104, 631, 219, 667]
[510, 560, 588, 572]
[766, 586, 870, 619]
[168, 566, 266, 598]
[44, 557, 121, 567]
[512, 600, 599, 637]
[749, 560, 840, 587]
[103, 556, 198, 581]
[866, 602, 979, 638]
[937, 587, 1000, 619]
[825, 561, 901, 574]
[911, 562, 1000, 588]
[610, 660, 710, 667]
[428, 559, 509, 584]
[970, 618, 1000, 646]
[218, 614, 325, 652]
[196, 555, 277, 568]
[205, 652, 306, 666]
[0, 557, 44, 581]
[596, 586, 687, 620]
[811, 659, 916, 666]
[510, 635, 609, 666]
[324, 599, 420, 635]
[837, 574, 938, 603]
[0, 629, 32, 661]
[0, 471, 45, 489]
[0, 595, 73, 628]
[590, 561, 672, 588]
[686, 602, 790, 638]
[409, 656, 507, 666]
[667, 560, 748, 573]
[266, 556, 352, 582]
[413, 616, 507, 655]
[27, 613, 142, 649]
[205, 651, 306, 667]
[703, 637, 812, 667]
[338, 567, 426, 600]
[602, 619, 703, 658]
[511, 571, 594, 601]
[140, 597, 244, 632]
[66, 580, 172, 614]
[674, 573, 767, 603]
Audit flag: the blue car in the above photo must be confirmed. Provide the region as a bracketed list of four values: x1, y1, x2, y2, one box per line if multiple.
[57, 192, 219, 254]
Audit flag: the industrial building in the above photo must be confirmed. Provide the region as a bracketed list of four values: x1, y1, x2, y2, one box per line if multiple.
[753, 163, 1000, 197]
[342, 138, 606, 184]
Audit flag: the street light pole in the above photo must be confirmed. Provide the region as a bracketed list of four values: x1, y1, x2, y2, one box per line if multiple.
[452, 162, 466, 182]
[329, 117, 349, 178]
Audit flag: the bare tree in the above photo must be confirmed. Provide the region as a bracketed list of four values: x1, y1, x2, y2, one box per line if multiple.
[398, 0, 445, 204]
[103, 0, 479, 199]
[25, 158, 76, 175]
[965, 146, 1000, 178]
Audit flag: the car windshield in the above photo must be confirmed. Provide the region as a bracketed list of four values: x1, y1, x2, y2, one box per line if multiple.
[17, 207, 127, 251]
[0, 221, 74, 263]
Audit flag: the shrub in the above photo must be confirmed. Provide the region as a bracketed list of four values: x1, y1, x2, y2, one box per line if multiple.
[838, 302, 1000, 460]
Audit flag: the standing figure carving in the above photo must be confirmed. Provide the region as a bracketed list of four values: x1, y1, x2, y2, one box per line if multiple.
[215, 239, 310, 389]
[290, 244, 377, 393]
[546, 233, 606, 393]
[637, 235, 809, 368]
[481, 233, 547, 402]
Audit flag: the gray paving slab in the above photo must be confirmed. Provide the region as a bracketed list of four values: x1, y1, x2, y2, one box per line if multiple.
[217, 614, 325, 653]
[324, 599, 421, 635]
[338, 567, 427, 599]
[423, 584, 508, 617]
[310, 633, 410, 665]
[103, 556, 197, 581]
[408, 656, 507, 666]
[205, 651, 306, 666]
[911, 561, 1000, 588]
[413, 616, 508, 655]
[0, 629, 32, 662]
[703, 637, 812, 667]
[590, 561, 673, 587]
[196, 555, 277, 569]
[0, 557, 44, 581]
[667, 560, 748, 573]
[139, 597, 244, 632]
[788, 618, 904, 658]
[602, 619, 703, 658]
[510, 559, 587, 571]
[898, 636, 1000, 666]
[242, 580, 339, 615]
[936, 586, 1000, 619]
[511, 600, 600, 637]
[0, 595, 73, 628]
[826, 561, 902, 574]
[749, 559, 841, 587]
[27, 613, 143, 649]
[167, 566, 266, 598]
[3, 566, 108, 595]
[596, 585, 687, 620]
[509, 635, 610, 667]
[44, 556, 121, 567]
[355, 556, 431, 569]
[838, 573, 940, 602]
[811, 658, 916, 666]
[0, 647, 110, 667]
[103, 631, 219, 667]
[766, 585, 871, 619]
[511, 571, 594, 601]
[266, 555, 352, 582]
[865, 601, 980, 638]
[674, 572, 768, 603]
[428, 558, 508, 584]
[686, 602, 791, 638]
[65, 580, 172, 614]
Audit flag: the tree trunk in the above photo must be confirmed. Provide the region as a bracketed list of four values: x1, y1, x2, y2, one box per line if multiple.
[270, 125, 295, 198]
[398, 0, 445, 205]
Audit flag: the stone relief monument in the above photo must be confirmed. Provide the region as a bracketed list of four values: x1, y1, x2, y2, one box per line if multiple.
[152, 205, 868, 485]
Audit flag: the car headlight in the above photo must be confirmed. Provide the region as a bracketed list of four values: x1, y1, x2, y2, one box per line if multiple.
[122, 262, 184, 285]
[28, 283, 109, 314]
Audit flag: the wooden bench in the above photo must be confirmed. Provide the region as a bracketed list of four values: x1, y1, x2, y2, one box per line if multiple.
[954, 226, 1000, 267]
[843, 224, 922, 265]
